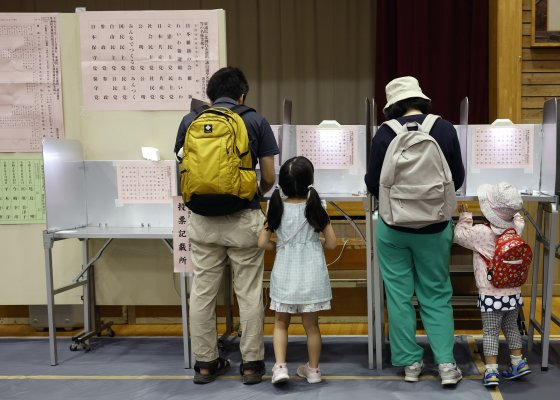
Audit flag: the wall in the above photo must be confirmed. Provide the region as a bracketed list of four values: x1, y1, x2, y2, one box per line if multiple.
[0, 12, 225, 305]
[521, 0, 560, 123]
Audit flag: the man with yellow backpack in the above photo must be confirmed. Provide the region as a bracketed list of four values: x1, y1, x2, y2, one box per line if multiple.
[174, 67, 278, 385]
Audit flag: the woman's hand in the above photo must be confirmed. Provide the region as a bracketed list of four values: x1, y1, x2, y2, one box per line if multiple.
[458, 203, 469, 213]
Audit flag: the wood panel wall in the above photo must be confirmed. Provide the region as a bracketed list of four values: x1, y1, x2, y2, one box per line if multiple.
[489, 0, 522, 123]
[522, 0, 560, 123]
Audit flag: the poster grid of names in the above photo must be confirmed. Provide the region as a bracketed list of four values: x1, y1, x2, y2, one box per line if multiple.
[79, 10, 221, 111]
[0, 13, 64, 152]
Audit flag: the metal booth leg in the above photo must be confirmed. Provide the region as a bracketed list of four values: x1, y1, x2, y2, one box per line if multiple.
[364, 197, 374, 369]
[372, 212, 384, 370]
[540, 202, 558, 371]
[43, 231, 58, 366]
[82, 239, 91, 339]
[528, 203, 544, 351]
[180, 271, 191, 368]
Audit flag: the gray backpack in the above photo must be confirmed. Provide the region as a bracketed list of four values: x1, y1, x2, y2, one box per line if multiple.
[378, 114, 456, 229]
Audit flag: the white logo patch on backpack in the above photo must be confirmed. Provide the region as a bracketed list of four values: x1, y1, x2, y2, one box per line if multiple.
[378, 114, 456, 228]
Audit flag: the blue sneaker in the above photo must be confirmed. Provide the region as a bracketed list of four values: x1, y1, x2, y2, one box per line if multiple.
[483, 369, 500, 387]
[502, 358, 531, 380]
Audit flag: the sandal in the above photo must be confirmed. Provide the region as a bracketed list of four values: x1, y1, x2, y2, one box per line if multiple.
[240, 360, 265, 385]
[193, 357, 230, 384]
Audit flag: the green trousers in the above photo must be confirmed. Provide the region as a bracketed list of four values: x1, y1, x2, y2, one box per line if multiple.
[376, 218, 456, 366]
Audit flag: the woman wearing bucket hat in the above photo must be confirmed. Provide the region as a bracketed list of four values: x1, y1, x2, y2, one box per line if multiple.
[454, 183, 531, 387]
[364, 76, 465, 385]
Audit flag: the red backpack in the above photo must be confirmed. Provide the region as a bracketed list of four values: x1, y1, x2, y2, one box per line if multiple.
[484, 228, 532, 288]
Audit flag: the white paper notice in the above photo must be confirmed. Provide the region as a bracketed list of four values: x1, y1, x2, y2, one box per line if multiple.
[472, 126, 534, 170]
[116, 160, 177, 203]
[296, 126, 357, 169]
[79, 10, 221, 110]
[173, 196, 193, 273]
[0, 13, 64, 152]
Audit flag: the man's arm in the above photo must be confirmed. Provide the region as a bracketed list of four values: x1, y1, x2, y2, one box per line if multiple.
[258, 156, 276, 195]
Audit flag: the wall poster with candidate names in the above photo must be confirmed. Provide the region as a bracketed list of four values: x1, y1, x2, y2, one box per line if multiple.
[0, 155, 46, 224]
[79, 10, 221, 111]
[296, 126, 357, 169]
[116, 160, 177, 204]
[472, 126, 534, 170]
[0, 13, 64, 152]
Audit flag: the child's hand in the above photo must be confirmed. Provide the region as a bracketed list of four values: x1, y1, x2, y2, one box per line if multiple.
[458, 203, 469, 213]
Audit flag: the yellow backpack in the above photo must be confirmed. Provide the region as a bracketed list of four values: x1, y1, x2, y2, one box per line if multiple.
[180, 105, 257, 216]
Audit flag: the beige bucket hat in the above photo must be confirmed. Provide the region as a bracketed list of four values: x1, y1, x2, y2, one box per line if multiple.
[384, 76, 431, 111]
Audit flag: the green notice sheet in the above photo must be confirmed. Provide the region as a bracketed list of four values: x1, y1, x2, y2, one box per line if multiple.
[0, 155, 45, 224]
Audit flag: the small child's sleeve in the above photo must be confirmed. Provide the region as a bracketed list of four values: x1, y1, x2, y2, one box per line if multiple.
[453, 212, 475, 250]
[454, 212, 495, 259]
[513, 212, 525, 235]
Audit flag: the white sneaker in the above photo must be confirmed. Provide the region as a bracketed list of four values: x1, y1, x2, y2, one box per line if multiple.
[297, 362, 322, 383]
[404, 360, 424, 382]
[438, 363, 463, 386]
[271, 363, 289, 384]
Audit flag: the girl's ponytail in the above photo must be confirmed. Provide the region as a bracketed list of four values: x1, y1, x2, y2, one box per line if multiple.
[266, 185, 283, 232]
[304, 185, 330, 232]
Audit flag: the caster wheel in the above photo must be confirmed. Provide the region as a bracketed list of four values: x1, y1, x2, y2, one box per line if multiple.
[69, 343, 78, 351]
[107, 329, 115, 337]
[83, 344, 91, 352]
[237, 331, 242, 338]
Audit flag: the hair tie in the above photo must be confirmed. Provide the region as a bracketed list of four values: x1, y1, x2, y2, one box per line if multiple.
[307, 184, 314, 199]
[275, 184, 284, 201]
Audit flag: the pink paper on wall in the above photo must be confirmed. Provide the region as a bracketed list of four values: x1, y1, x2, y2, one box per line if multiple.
[0, 13, 64, 152]
[116, 160, 177, 204]
[296, 126, 357, 169]
[173, 196, 193, 273]
[79, 10, 221, 111]
[472, 126, 534, 170]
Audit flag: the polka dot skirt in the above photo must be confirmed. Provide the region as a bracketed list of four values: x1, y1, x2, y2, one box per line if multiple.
[478, 293, 523, 312]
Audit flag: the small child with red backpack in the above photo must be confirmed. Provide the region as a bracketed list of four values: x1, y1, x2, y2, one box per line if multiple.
[454, 182, 532, 388]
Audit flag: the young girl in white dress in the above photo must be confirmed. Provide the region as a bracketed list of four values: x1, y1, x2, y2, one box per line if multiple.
[258, 156, 336, 384]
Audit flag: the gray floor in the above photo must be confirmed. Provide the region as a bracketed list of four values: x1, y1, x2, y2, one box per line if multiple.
[0, 335, 557, 400]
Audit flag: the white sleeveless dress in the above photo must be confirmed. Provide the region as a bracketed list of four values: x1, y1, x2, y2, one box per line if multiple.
[269, 202, 332, 313]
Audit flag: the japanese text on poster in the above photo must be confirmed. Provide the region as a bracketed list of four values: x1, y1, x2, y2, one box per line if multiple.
[173, 196, 193, 273]
[0, 155, 46, 224]
[116, 160, 177, 204]
[472, 126, 534, 170]
[79, 10, 221, 110]
[0, 13, 64, 152]
[296, 126, 357, 169]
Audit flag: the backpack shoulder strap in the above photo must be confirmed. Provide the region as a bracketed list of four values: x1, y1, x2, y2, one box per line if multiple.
[231, 104, 255, 117]
[382, 119, 405, 135]
[419, 114, 441, 133]
[192, 104, 210, 115]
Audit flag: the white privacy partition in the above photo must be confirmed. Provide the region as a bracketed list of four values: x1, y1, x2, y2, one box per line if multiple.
[464, 121, 556, 196]
[42, 139, 191, 369]
[43, 139, 87, 232]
